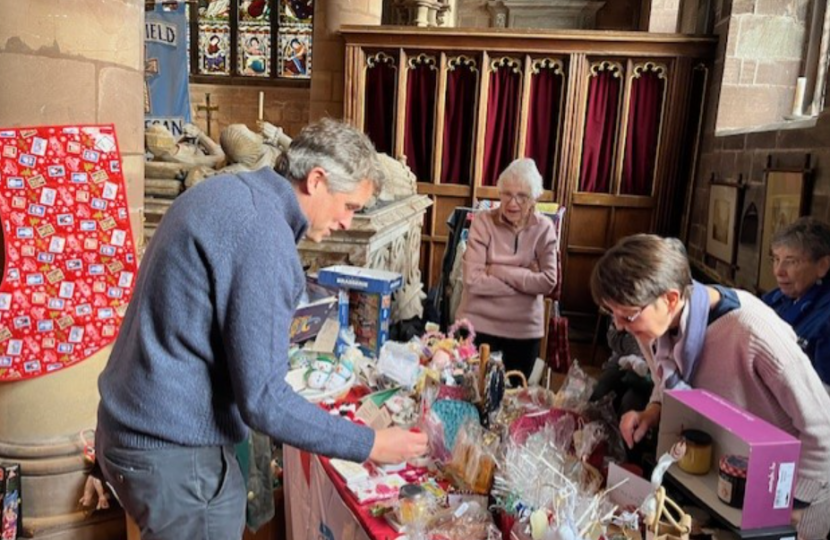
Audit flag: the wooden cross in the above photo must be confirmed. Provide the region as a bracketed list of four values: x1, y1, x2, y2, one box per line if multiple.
[196, 93, 220, 137]
[144, 58, 160, 114]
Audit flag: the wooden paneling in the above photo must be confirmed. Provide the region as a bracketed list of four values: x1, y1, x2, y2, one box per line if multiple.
[568, 206, 610, 249]
[611, 207, 654, 243]
[342, 26, 716, 303]
[433, 196, 469, 238]
[431, 243, 446, 289]
[341, 26, 717, 58]
[561, 253, 602, 311]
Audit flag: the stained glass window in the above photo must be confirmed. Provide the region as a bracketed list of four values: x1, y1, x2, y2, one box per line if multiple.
[191, 0, 313, 82]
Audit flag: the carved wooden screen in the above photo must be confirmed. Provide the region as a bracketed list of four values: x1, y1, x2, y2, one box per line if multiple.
[342, 28, 715, 327]
[621, 62, 669, 196]
[525, 58, 567, 192]
[403, 53, 438, 181]
[564, 57, 672, 319]
[578, 61, 624, 194]
[441, 55, 480, 186]
[481, 56, 523, 187]
[364, 51, 398, 155]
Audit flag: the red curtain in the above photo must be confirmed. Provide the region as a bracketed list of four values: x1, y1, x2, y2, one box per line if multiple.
[525, 67, 564, 191]
[621, 70, 666, 196]
[579, 70, 622, 193]
[404, 62, 437, 181]
[364, 58, 397, 155]
[482, 65, 522, 187]
[441, 65, 478, 185]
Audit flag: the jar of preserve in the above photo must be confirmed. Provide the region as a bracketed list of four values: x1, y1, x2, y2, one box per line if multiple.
[678, 429, 713, 475]
[717, 455, 748, 508]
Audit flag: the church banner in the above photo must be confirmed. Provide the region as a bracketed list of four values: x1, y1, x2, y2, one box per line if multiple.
[145, 1, 192, 138]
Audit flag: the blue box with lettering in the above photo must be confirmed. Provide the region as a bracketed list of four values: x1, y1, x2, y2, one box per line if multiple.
[317, 266, 402, 358]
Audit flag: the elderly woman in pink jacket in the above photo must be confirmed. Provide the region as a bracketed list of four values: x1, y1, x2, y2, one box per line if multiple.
[456, 158, 558, 377]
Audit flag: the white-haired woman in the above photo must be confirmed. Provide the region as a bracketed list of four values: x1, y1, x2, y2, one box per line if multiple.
[456, 158, 558, 377]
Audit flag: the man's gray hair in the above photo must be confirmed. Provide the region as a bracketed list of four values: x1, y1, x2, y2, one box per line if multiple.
[771, 216, 830, 261]
[276, 118, 384, 194]
[497, 158, 544, 200]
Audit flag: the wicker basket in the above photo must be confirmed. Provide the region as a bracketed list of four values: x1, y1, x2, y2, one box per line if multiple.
[505, 370, 528, 394]
[646, 487, 691, 540]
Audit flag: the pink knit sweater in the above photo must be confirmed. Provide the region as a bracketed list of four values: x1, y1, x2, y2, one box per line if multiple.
[643, 291, 830, 539]
[456, 208, 558, 339]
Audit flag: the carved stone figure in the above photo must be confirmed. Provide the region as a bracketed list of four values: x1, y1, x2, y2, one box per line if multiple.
[145, 123, 226, 169]
[186, 122, 291, 189]
[367, 153, 417, 209]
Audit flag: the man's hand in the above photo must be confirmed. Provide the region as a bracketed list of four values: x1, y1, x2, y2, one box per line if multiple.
[368, 427, 428, 464]
[528, 260, 540, 272]
[620, 403, 661, 448]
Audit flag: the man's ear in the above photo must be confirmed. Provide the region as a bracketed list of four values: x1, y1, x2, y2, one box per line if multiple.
[304, 167, 327, 196]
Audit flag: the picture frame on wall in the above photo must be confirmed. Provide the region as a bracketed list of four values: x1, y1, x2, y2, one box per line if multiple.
[757, 167, 812, 292]
[706, 182, 740, 264]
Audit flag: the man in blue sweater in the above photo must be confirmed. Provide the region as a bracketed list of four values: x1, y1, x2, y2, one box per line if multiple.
[96, 119, 428, 539]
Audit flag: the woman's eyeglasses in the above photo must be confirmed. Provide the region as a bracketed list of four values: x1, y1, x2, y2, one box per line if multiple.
[599, 304, 646, 323]
[499, 192, 531, 205]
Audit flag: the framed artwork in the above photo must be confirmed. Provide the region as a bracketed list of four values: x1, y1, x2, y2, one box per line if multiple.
[706, 183, 740, 264]
[757, 169, 812, 291]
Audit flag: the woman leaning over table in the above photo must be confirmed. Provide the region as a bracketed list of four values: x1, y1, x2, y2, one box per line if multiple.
[456, 158, 558, 379]
[590, 234, 830, 540]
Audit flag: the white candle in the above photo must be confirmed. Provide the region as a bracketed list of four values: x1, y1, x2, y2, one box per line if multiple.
[792, 76, 807, 117]
[258, 91, 264, 121]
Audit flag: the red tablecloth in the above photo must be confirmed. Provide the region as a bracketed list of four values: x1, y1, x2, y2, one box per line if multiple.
[317, 455, 400, 540]
[286, 386, 402, 540]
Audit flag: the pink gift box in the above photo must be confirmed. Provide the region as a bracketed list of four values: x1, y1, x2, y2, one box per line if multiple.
[658, 389, 800, 531]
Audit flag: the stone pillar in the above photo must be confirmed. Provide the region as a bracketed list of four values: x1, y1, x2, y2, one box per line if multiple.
[647, 0, 681, 32]
[309, 0, 383, 122]
[0, 1, 144, 538]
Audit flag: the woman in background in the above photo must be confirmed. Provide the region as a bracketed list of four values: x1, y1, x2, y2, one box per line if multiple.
[591, 234, 830, 540]
[763, 216, 830, 392]
[456, 158, 558, 378]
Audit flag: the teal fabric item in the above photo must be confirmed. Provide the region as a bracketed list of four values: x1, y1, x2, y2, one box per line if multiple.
[432, 399, 480, 450]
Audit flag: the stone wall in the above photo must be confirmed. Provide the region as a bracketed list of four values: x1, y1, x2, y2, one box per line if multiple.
[190, 83, 310, 138]
[453, 0, 646, 30]
[715, 0, 810, 131]
[686, 0, 830, 290]
[649, 0, 681, 32]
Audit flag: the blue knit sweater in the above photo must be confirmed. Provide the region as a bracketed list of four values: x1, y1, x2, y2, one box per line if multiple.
[97, 168, 374, 462]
